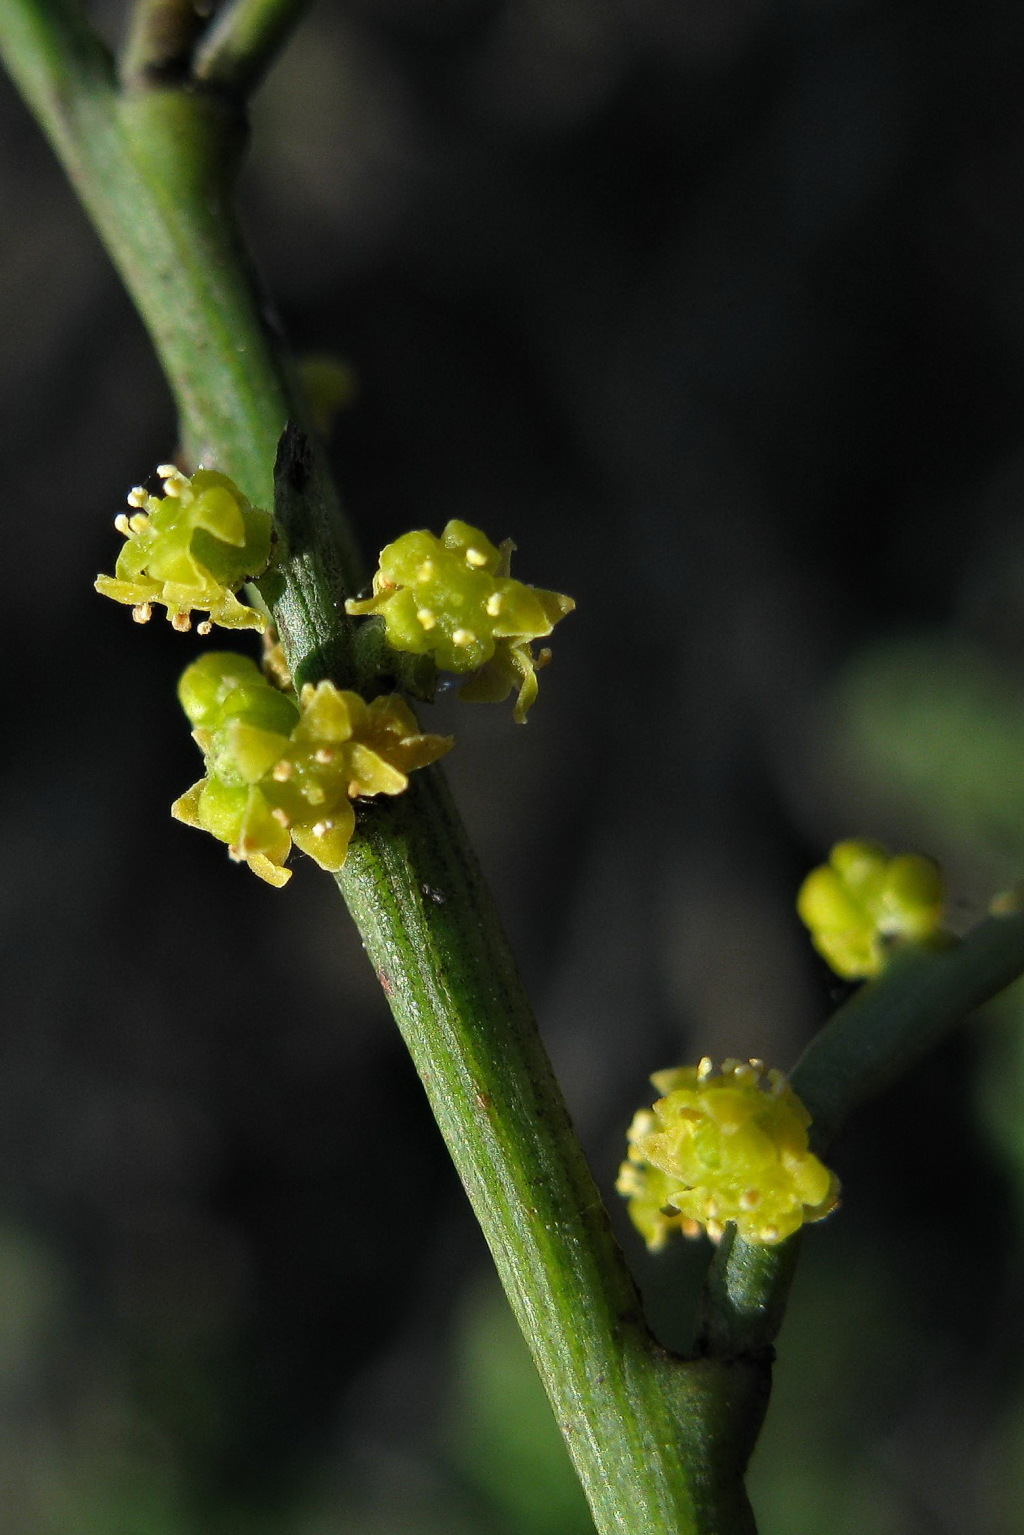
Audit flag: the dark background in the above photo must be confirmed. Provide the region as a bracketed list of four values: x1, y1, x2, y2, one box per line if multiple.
[2, 0, 1024, 1530]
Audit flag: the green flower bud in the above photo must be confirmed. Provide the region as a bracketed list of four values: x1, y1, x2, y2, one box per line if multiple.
[345, 520, 574, 721]
[797, 838, 945, 980]
[171, 657, 452, 885]
[95, 465, 273, 632]
[618, 1058, 840, 1249]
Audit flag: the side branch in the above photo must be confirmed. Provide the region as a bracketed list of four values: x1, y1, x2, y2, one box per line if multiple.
[700, 909, 1024, 1358]
[193, 0, 311, 93]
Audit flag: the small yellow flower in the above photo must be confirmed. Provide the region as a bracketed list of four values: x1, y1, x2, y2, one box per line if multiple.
[345, 520, 574, 721]
[618, 1058, 839, 1248]
[95, 465, 272, 632]
[797, 839, 945, 980]
[171, 654, 452, 885]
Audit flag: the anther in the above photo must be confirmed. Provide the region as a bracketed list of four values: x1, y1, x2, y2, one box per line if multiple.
[314, 748, 335, 765]
[126, 488, 147, 508]
[465, 547, 488, 567]
[416, 561, 434, 582]
[197, 620, 212, 636]
[485, 593, 503, 616]
[131, 603, 153, 624]
[302, 784, 326, 805]
[114, 514, 132, 535]
[697, 1057, 714, 1081]
[170, 612, 192, 632]
[271, 761, 293, 782]
[417, 608, 436, 630]
[271, 809, 291, 827]
[312, 820, 334, 837]
[452, 628, 476, 647]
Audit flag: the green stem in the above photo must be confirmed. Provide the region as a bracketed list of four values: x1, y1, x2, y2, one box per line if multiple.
[700, 912, 1024, 1358]
[193, 0, 311, 93]
[121, 0, 206, 85]
[0, 6, 764, 1530]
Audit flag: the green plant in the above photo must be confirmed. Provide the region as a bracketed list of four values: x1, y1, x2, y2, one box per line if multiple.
[3, 5, 1024, 1531]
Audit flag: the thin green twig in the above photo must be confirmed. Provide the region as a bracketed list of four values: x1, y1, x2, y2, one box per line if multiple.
[700, 911, 1024, 1358]
[193, 0, 311, 93]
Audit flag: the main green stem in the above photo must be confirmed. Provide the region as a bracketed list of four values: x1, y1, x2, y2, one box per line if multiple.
[0, 5, 763, 1530]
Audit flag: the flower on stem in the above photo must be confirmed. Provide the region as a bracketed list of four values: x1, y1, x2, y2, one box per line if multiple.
[95, 465, 272, 632]
[345, 520, 574, 722]
[617, 1058, 839, 1248]
[171, 653, 452, 886]
[797, 839, 945, 980]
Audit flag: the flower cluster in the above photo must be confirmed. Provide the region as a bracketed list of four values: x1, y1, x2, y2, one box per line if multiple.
[95, 465, 273, 632]
[796, 839, 945, 980]
[171, 653, 452, 886]
[345, 520, 574, 721]
[617, 1058, 839, 1248]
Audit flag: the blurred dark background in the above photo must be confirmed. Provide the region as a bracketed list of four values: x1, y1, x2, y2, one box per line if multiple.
[3, 0, 1024, 1530]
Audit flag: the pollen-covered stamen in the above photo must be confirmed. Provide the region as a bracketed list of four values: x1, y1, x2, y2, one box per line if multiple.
[170, 612, 192, 632]
[271, 760, 293, 781]
[465, 547, 488, 567]
[452, 628, 476, 647]
[485, 593, 503, 617]
[314, 748, 336, 765]
[417, 608, 436, 630]
[158, 464, 188, 496]
[114, 513, 132, 535]
[126, 488, 147, 508]
[197, 620, 213, 636]
[132, 602, 153, 623]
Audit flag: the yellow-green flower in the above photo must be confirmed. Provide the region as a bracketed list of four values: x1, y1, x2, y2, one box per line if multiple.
[95, 465, 272, 632]
[796, 839, 945, 980]
[345, 520, 574, 721]
[171, 653, 452, 885]
[618, 1058, 839, 1248]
